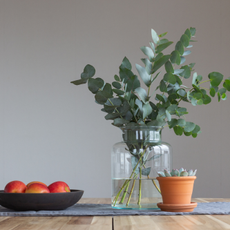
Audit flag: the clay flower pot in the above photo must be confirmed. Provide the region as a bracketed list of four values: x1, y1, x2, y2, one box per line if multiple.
[156, 176, 197, 212]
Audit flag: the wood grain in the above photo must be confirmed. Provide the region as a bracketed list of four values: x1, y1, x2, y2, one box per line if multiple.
[0, 198, 229, 230]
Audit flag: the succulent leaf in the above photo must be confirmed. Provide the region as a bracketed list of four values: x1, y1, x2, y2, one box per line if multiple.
[180, 171, 189, 176]
[164, 169, 171, 177]
[157, 171, 165, 177]
[192, 169, 197, 176]
[179, 168, 185, 173]
[188, 169, 194, 176]
[171, 169, 180, 176]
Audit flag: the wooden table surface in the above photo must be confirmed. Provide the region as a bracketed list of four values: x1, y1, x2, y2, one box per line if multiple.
[0, 198, 230, 230]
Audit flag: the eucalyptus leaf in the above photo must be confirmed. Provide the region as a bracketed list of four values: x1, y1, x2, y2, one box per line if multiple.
[142, 167, 151, 176]
[180, 56, 186, 65]
[71, 79, 87, 85]
[210, 87, 216, 97]
[203, 95, 211, 104]
[95, 91, 109, 104]
[208, 72, 223, 87]
[135, 87, 148, 103]
[165, 61, 174, 73]
[190, 27, 196, 36]
[114, 75, 120, 81]
[223, 79, 230, 91]
[164, 73, 176, 84]
[165, 109, 171, 121]
[143, 102, 153, 119]
[113, 89, 124, 95]
[184, 28, 191, 39]
[105, 98, 122, 107]
[181, 65, 191, 79]
[136, 64, 151, 87]
[180, 34, 190, 47]
[81, 64, 96, 80]
[120, 57, 132, 70]
[177, 118, 186, 127]
[113, 118, 129, 126]
[141, 46, 154, 60]
[173, 126, 183, 136]
[160, 80, 167, 92]
[151, 29, 159, 44]
[152, 55, 171, 73]
[170, 50, 181, 65]
[168, 118, 177, 128]
[184, 122, 196, 132]
[175, 41, 184, 55]
[88, 78, 104, 93]
[183, 50, 191, 56]
[112, 82, 121, 89]
[105, 113, 121, 120]
[156, 41, 173, 53]
[141, 58, 152, 74]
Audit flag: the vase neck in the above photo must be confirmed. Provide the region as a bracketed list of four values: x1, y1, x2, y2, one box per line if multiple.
[121, 126, 162, 144]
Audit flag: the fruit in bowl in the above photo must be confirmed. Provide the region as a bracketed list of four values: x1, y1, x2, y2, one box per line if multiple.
[4, 180, 27, 193]
[25, 183, 50, 193]
[4, 180, 71, 193]
[48, 181, 70, 193]
[26, 181, 47, 187]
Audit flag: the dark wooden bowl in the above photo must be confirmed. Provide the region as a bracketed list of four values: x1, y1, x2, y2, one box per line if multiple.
[0, 189, 84, 211]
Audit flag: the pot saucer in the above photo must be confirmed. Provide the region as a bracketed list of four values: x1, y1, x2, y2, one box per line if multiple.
[157, 202, 197, 212]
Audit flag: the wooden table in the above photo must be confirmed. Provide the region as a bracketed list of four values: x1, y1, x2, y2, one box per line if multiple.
[0, 198, 230, 230]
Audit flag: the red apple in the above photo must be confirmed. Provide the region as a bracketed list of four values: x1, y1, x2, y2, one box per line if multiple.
[4, 180, 27, 193]
[48, 181, 70, 193]
[26, 181, 47, 188]
[25, 183, 50, 193]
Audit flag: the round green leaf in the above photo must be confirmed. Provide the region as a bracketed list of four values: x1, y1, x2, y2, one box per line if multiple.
[81, 64, 96, 80]
[184, 122, 196, 132]
[160, 80, 167, 92]
[184, 28, 191, 39]
[141, 46, 154, 60]
[120, 57, 132, 70]
[136, 64, 151, 87]
[112, 82, 121, 89]
[203, 95, 211, 104]
[223, 79, 230, 91]
[88, 78, 104, 93]
[151, 29, 159, 44]
[114, 75, 120, 81]
[170, 50, 181, 65]
[164, 73, 176, 84]
[165, 61, 174, 73]
[173, 126, 183, 136]
[177, 118, 186, 127]
[210, 87, 216, 97]
[175, 41, 184, 55]
[208, 72, 223, 87]
[180, 34, 190, 47]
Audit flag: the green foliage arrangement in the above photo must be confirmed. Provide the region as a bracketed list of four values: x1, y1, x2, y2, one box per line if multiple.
[71, 27, 230, 137]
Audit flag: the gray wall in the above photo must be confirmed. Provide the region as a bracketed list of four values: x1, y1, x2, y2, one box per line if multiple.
[1, 0, 230, 198]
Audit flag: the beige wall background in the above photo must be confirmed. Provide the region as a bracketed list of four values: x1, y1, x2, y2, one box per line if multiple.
[0, 0, 230, 198]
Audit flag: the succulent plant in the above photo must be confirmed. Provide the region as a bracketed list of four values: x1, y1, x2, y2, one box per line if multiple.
[157, 168, 197, 177]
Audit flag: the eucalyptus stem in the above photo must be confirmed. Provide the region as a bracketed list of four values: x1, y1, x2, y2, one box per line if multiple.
[119, 181, 130, 204]
[138, 167, 142, 207]
[126, 175, 137, 206]
[112, 147, 148, 207]
[112, 179, 130, 206]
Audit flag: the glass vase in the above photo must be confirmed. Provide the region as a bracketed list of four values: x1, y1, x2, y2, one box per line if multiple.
[111, 125, 172, 209]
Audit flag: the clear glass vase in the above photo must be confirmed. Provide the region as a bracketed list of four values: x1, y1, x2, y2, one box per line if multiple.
[111, 126, 172, 209]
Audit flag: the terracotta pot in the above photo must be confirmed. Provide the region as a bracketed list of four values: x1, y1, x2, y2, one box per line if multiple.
[156, 176, 197, 212]
[157, 176, 196, 204]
